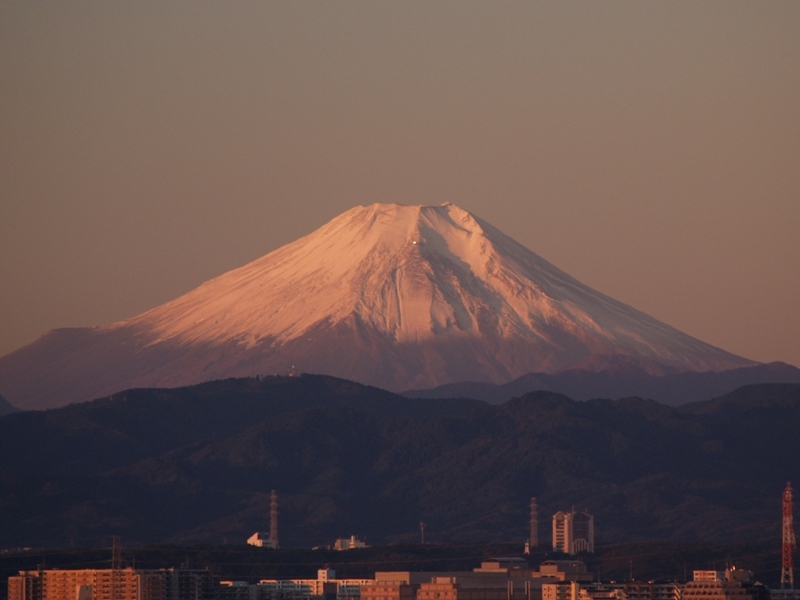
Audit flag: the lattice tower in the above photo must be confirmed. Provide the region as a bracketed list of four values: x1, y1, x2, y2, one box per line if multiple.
[530, 497, 539, 548]
[111, 535, 123, 600]
[269, 490, 279, 549]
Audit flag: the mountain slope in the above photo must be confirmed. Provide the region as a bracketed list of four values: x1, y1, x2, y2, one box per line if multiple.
[0, 203, 754, 409]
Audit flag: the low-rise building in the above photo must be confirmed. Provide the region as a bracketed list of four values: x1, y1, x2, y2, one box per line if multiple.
[543, 581, 581, 600]
[685, 568, 768, 600]
[360, 582, 417, 600]
[333, 537, 368, 551]
[417, 576, 532, 600]
[256, 570, 372, 600]
[577, 582, 683, 600]
[619, 582, 683, 600]
[536, 562, 593, 583]
[248, 533, 279, 549]
[216, 582, 252, 600]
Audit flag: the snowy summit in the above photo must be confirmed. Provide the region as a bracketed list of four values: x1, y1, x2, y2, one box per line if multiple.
[0, 203, 754, 409]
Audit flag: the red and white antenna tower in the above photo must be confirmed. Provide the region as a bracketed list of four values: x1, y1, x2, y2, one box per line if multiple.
[783, 482, 796, 589]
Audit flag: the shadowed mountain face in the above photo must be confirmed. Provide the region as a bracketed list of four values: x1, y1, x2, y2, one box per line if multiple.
[0, 393, 17, 416]
[0, 203, 754, 410]
[1, 374, 798, 549]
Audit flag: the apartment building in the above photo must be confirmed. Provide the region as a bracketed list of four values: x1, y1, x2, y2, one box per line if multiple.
[684, 569, 768, 600]
[552, 512, 594, 555]
[8, 569, 213, 600]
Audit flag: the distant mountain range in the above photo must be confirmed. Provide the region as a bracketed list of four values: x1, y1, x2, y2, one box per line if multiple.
[0, 203, 756, 410]
[2, 375, 798, 549]
[0, 394, 17, 416]
[406, 361, 800, 406]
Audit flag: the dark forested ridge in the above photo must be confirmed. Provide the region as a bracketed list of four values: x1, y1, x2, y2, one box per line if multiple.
[406, 361, 800, 406]
[1, 376, 799, 550]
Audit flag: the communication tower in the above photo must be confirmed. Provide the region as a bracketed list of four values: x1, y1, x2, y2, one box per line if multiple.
[269, 490, 279, 549]
[783, 482, 796, 589]
[530, 497, 539, 548]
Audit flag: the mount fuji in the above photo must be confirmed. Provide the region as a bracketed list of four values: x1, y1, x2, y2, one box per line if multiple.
[0, 203, 755, 410]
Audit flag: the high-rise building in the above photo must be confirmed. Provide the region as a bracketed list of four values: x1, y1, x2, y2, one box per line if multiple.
[552, 510, 594, 555]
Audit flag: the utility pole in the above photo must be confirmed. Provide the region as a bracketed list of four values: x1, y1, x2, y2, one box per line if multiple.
[420, 521, 425, 544]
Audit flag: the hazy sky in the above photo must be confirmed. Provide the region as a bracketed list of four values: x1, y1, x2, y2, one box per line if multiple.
[2, 2, 799, 367]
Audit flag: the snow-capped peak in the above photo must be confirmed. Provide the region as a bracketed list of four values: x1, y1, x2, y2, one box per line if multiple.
[0, 202, 756, 408]
[119, 202, 750, 377]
